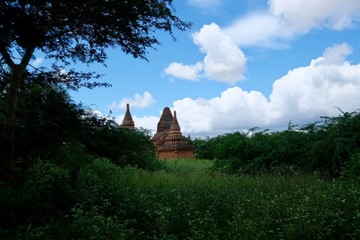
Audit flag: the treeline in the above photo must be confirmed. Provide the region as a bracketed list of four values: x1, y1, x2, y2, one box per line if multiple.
[195, 111, 360, 178]
[0, 81, 162, 238]
[0, 80, 160, 172]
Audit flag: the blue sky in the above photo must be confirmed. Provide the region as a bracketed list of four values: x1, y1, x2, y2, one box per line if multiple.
[33, 0, 360, 137]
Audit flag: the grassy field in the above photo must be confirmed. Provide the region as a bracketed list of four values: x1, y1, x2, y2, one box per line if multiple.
[2, 158, 360, 239]
[108, 158, 360, 239]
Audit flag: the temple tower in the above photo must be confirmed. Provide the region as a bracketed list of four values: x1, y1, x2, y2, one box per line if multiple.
[151, 107, 173, 146]
[153, 109, 195, 159]
[121, 103, 135, 129]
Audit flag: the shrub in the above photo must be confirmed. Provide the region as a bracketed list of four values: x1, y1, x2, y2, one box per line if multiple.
[18, 161, 72, 225]
[0, 161, 72, 238]
[342, 152, 360, 179]
[201, 111, 360, 177]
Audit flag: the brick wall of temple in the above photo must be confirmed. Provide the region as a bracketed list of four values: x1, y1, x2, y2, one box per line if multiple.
[158, 149, 195, 160]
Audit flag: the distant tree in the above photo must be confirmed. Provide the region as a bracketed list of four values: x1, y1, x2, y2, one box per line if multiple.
[0, 0, 191, 179]
[5, 78, 85, 164]
[0, 77, 157, 172]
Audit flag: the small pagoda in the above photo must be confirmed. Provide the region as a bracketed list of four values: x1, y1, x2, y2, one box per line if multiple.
[152, 107, 173, 147]
[121, 103, 135, 129]
[152, 108, 195, 159]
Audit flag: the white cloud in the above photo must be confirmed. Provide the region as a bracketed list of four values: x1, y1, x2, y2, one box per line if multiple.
[160, 44, 360, 136]
[321, 43, 353, 65]
[114, 114, 159, 135]
[94, 107, 159, 134]
[193, 23, 247, 84]
[163, 62, 203, 81]
[224, 0, 360, 48]
[31, 57, 44, 67]
[223, 12, 291, 48]
[164, 23, 247, 85]
[110, 92, 156, 109]
[172, 88, 270, 135]
[132, 115, 159, 133]
[269, 43, 360, 125]
[127, 44, 360, 137]
[269, 0, 360, 31]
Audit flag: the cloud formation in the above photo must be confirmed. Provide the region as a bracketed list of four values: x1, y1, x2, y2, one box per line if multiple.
[223, 12, 289, 48]
[163, 62, 203, 81]
[31, 57, 44, 67]
[269, 43, 360, 125]
[269, 0, 360, 31]
[193, 23, 247, 84]
[163, 23, 247, 85]
[155, 44, 360, 136]
[224, 0, 360, 48]
[110, 92, 156, 110]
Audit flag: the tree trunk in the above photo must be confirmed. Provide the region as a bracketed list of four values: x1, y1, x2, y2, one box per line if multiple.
[1, 69, 21, 180]
[0, 47, 34, 181]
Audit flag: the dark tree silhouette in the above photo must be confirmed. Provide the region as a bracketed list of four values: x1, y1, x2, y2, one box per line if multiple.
[0, 0, 191, 179]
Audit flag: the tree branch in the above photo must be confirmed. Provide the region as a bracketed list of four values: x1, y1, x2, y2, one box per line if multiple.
[0, 48, 16, 69]
[19, 46, 35, 70]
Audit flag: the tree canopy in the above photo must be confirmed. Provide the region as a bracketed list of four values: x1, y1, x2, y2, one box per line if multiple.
[0, 0, 190, 63]
[0, 0, 191, 179]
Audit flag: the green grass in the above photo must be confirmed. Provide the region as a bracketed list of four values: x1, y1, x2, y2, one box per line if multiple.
[2, 158, 360, 239]
[111, 159, 360, 239]
[160, 158, 213, 175]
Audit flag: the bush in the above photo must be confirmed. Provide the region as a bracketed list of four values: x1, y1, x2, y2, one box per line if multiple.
[200, 111, 360, 177]
[18, 161, 72, 224]
[52, 143, 95, 181]
[342, 152, 360, 179]
[81, 120, 160, 171]
[0, 161, 72, 239]
[67, 204, 129, 240]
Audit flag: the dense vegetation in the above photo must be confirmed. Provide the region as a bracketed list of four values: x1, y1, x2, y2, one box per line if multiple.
[0, 81, 159, 172]
[0, 0, 191, 178]
[2, 2, 359, 237]
[1, 159, 360, 239]
[2, 2, 359, 238]
[1, 81, 360, 239]
[195, 111, 360, 178]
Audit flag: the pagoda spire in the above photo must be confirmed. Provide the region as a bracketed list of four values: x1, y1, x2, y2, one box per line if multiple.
[151, 107, 173, 146]
[151, 107, 195, 159]
[121, 103, 135, 129]
[169, 110, 181, 135]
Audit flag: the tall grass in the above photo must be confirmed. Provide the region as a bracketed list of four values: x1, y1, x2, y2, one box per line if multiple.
[160, 158, 213, 175]
[2, 158, 360, 239]
[113, 159, 360, 239]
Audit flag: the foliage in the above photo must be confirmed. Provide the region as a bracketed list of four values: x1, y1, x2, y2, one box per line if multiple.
[80, 117, 159, 170]
[0, 161, 72, 239]
[0, 0, 191, 63]
[160, 158, 213, 176]
[0, 80, 159, 171]
[2, 159, 360, 239]
[0, 0, 191, 178]
[342, 152, 360, 180]
[9, 82, 85, 164]
[196, 111, 360, 177]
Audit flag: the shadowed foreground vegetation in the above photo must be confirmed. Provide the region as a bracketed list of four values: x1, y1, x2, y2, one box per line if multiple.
[1, 83, 360, 239]
[1, 158, 360, 239]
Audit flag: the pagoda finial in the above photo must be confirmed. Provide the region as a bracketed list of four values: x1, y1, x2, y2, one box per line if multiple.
[121, 103, 135, 129]
[169, 110, 181, 134]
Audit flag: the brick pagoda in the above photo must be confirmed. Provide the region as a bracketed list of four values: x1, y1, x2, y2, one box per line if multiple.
[152, 108, 195, 159]
[121, 103, 135, 129]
